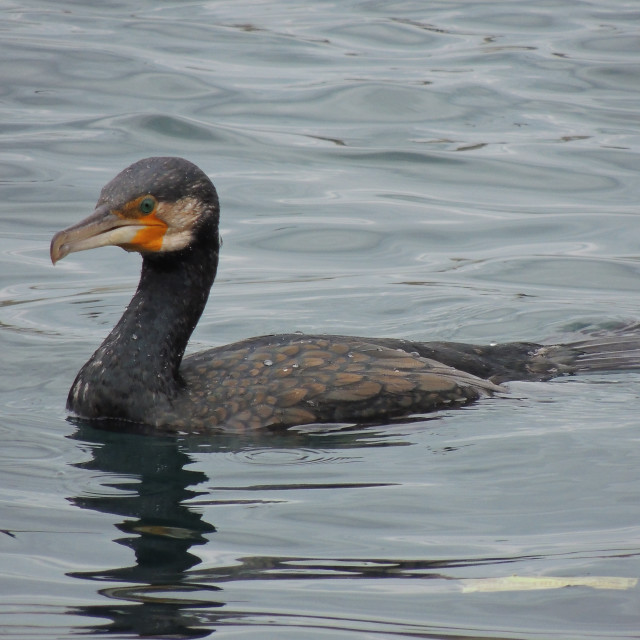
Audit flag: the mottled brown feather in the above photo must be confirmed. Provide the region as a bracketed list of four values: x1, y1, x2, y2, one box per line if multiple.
[155, 335, 504, 432]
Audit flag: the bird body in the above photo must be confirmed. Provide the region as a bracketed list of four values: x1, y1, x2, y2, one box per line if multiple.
[51, 157, 639, 433]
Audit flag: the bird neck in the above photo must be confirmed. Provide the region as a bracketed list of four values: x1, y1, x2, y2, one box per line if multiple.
[121, 241, 219, 382]
[69, 224, 219, 420]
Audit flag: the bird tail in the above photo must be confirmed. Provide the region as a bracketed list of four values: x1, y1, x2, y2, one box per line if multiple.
[565, 335, 640, 374]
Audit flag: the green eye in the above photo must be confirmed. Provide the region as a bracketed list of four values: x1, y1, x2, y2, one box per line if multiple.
[139, 196, 155, 214]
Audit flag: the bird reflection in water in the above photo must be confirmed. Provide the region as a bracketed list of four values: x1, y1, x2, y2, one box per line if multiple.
[65, 419, 402, 638]
[67, 420, 220, 638]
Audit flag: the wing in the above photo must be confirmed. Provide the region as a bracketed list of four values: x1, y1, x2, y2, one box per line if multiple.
[177, 334, 504, 431]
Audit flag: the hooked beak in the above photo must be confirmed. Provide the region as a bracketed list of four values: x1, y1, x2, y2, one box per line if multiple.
[50, 206, 166, 264]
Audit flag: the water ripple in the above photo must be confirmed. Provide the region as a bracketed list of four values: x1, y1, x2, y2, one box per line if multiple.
[230, 447, 358, 466]
[2, 1, 640, 638]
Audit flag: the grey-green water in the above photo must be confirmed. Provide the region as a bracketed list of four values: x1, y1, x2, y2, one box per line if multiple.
[1, 1, 640, 638]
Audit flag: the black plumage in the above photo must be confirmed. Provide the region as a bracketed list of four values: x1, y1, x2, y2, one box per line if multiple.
[50, 157, 640, 432]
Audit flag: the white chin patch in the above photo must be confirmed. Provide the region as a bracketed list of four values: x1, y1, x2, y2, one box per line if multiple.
[156, 197, 200, 253]
[161, 229, 194, 252]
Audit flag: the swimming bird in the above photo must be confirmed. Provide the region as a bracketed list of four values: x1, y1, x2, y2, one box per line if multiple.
[50, 157, 639, 432]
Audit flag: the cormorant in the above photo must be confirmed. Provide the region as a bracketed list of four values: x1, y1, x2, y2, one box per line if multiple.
[50, 157, 639, 432]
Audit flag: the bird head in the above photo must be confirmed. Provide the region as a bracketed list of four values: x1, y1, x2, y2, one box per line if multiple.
[51, 157, 220, 264]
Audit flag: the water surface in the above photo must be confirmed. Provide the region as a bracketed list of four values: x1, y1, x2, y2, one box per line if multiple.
[1, 1, 640, 638]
